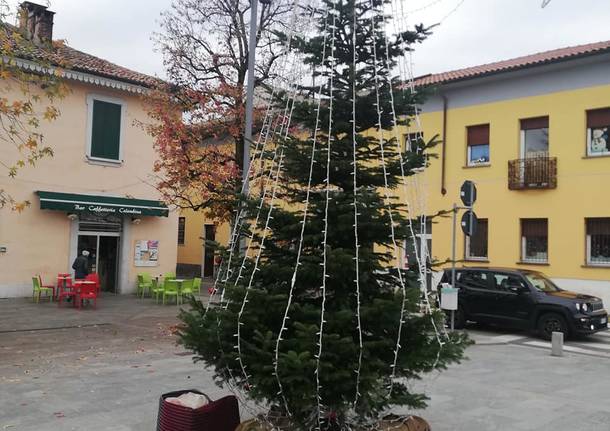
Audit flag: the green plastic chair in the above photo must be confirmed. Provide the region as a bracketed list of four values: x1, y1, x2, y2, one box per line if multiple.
[32, 276, 53, 303]
[163, 272, 176, 280]
[137, 274, 152, 298]
[180, 279, 194, 301]
[163, 279, 180, 305]
[150, 278, 164, 304]
[193, 277, 202, 295]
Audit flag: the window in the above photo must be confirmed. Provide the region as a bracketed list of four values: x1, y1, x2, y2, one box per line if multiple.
[520, 116, 549, 157]
[586, 108, 610, 156]
[466, 124, 490, 165]
[491, 273, 527, 293]
[523, 272, 560, 292]
[87, 95, 124, 162]
[465, 218, 488, 260]
[403, 132, 423, 153]
[403, 218, 431, 269]
[586, 218, 610, 265]
[460, 271, 490, 290]
[178, 217, 186, 245]
[521, 218, 548, 263]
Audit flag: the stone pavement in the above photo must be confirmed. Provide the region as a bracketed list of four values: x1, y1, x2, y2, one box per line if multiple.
[411, 326, 610, 431]
[0, 293, 233, 431]
[2, 295, 610, 430]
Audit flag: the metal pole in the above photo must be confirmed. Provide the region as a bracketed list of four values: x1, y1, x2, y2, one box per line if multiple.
[243, 0, 259, 193]
[450, 203, 457, 331]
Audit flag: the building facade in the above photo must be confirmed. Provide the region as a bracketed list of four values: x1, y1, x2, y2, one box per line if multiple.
[0, 3, 178, 297]
[412, 40, 610, 304]
[176, 209, 230, 278]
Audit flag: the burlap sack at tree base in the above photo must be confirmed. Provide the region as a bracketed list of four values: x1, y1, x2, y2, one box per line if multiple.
[235, 416, 430, 431]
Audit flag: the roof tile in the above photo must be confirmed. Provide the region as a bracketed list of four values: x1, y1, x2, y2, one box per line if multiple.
[414, 39, 610, 87]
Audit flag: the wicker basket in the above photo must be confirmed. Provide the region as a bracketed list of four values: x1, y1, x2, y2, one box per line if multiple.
[157, 389, 240, 431]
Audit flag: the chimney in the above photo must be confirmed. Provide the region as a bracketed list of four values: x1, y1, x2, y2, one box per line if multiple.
[19, 2, 55, 45]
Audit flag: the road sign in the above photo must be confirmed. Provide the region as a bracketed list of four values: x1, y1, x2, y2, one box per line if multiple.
[461, 210, 478, 236]
[460, 180, 477, 207]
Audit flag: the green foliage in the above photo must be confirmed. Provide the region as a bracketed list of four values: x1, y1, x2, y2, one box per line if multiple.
[179, 0, 470, 429]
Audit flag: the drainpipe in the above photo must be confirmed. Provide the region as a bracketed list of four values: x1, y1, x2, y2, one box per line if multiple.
[441, 94, 448, 195]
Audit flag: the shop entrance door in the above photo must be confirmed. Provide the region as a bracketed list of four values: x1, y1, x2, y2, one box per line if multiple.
[77, 233, 120, 293]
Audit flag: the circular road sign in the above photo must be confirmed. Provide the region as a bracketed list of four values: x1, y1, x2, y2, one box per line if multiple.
[460, 180, 477, 207]
[461, 210, 478, 237]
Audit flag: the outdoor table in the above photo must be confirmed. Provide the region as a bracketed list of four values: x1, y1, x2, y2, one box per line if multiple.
[174, 279, 185, 293]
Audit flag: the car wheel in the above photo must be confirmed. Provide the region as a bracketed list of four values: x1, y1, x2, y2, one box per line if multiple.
[537, 313, 569, 341]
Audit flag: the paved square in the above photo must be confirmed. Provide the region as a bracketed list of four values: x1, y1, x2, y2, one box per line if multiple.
[2, 296, 610, 430]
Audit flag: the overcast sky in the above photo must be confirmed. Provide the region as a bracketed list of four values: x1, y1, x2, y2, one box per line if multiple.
[8, 0, 610, 79]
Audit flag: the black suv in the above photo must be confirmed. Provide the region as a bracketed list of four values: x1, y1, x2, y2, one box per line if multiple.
[438, 267, 608, 339]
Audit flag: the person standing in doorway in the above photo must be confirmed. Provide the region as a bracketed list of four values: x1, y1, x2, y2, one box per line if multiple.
[72, 250, 90, 280]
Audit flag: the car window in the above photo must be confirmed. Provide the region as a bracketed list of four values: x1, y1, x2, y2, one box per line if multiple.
[491, 273, 527, 292]
[442, 270, 463, 285]
[460, 271, 490, 290]
[524, 272, 560, 292]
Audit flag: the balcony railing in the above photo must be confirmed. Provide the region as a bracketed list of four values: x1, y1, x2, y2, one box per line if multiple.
[508, 156, 557, 190]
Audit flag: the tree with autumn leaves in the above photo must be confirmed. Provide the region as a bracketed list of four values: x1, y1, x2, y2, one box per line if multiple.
[147, 0, 294, 219]
[0, 2, 67, 210]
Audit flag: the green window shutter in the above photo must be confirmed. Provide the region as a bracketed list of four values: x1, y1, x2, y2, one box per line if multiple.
[90, 100, 122, 160]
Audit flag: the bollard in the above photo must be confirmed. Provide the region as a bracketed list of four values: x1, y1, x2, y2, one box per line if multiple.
[551, 331, 563, 357]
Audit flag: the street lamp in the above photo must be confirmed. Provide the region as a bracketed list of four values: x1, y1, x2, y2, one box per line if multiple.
[243, 0, 272, 191]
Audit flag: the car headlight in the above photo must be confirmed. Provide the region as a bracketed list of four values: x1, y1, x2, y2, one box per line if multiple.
[576, 303, 589, 312]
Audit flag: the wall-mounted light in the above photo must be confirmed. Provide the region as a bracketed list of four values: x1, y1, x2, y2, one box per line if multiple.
[131, 217, 141, 225]
[67, 213, 78, 221]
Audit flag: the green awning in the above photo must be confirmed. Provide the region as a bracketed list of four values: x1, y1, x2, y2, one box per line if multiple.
[37, 191, 169, 217]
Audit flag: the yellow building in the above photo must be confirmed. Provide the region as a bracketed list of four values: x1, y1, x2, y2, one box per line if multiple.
[176, 209, 231, 278]
[0, 3, 178, 296]
[177, 39, 610, 305]
[413, 40, 610, 305]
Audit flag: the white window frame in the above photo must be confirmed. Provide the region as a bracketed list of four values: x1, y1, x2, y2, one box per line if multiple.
[586, 127, 610, 157]
[402, 233, 431, 269]
[86, 94, 126, 165]
[467, 144, 490, 167]
[465, 219, 488, 260]
[586, 220, 610, 266]
[521, 234, 548, 264]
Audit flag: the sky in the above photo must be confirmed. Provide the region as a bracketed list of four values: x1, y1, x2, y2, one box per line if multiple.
[8, 0, 610, 79]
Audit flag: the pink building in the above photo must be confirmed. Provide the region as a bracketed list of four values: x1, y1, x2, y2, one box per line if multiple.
[0, 2, 178, 297]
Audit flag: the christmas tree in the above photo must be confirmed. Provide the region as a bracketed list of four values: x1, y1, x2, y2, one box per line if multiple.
[179, 0, 470, 429]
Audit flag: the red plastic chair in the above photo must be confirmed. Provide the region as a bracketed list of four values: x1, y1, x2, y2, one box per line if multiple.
[37, 275, 56, 299]
[85, 273, 101, 294]
[57, 278, 76, 307]
[75, 283, 98, 309]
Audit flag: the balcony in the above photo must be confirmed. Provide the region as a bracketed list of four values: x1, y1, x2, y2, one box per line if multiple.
[508, 156, 557, 190]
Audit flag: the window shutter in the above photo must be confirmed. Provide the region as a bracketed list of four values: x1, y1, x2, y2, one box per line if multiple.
[587, 218, 610, 235]
[467, 124, 489, 146]
[91, 100, 122, 160]
[587, 108, 610, 128]
[520, 116, 549, 130]
[522, 218, 547, 236]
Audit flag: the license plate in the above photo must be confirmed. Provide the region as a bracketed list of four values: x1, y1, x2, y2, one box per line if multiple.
[601, 317, 607, 325]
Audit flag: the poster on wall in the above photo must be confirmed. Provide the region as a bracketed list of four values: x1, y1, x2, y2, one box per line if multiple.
[134, 240, 159, 267]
